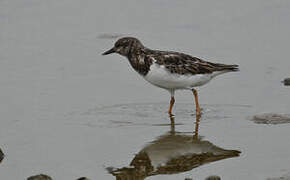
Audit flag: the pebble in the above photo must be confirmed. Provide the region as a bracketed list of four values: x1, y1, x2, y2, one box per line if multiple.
[77, 178, 90, 180]
[27, 174, 52, 180]
[283, 78, 290, 86]
[0, 148, 4, 163]
[205, 176, 221, 180]
[252, 113, 290, 125]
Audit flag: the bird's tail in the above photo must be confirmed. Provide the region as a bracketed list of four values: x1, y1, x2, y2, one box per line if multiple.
[213, 63, 239, 72]
[209, 63, 239, 78]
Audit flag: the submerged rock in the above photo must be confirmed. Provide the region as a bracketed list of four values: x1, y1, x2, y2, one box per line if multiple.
[252, 113, 290, 125]
[205, 176, 221, 180]
[27, 174, 52, 180]
[282, 78, 290, 86]
[267, 171, 290, 180]
[77, 178, 90, 180]
[267, 177, 290, 180]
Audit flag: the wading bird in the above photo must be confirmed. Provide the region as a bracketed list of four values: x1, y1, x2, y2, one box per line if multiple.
[103, 37, 238, 116]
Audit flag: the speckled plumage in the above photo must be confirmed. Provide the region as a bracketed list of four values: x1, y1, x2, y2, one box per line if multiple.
[103, 37, 239, 116]
[103, 37, 238, 77]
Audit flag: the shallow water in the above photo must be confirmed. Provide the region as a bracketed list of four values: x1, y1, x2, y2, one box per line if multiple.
[1, 0, 290, 179]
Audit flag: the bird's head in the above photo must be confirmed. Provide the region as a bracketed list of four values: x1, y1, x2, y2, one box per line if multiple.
[102, 37, 144, 57]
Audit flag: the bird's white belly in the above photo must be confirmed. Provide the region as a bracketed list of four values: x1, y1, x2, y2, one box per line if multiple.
[144, 63, 212, 90]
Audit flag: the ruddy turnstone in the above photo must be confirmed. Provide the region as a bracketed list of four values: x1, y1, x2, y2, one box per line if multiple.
[102, 37, 239, 116]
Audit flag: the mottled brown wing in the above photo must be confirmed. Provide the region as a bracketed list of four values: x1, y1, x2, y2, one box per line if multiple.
[162, 54, 215, 75]
[149, 51, 238, 75]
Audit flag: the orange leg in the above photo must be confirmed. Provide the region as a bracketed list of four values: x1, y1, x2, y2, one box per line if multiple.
[168, 96, 175, 116]
[192, 89, 201, 117]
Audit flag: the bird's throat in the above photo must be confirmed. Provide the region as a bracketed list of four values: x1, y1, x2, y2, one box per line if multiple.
[127, 53, 152, 76]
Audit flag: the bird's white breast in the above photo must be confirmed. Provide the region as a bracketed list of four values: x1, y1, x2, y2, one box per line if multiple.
[143, 63, 213, 90]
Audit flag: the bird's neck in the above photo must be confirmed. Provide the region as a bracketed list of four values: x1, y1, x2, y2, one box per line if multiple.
[127, 48, 152, 76]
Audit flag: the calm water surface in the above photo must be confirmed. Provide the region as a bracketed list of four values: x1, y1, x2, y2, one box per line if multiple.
[0, 0, 290, 179]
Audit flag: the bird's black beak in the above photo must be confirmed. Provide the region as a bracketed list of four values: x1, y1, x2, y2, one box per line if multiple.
[102, 47, 115, 55]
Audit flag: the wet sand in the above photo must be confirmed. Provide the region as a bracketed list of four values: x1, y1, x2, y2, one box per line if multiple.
[1, 0, 290, 180]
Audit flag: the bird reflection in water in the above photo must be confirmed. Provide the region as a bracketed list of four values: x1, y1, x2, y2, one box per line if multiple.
[108, 115, 240, 180]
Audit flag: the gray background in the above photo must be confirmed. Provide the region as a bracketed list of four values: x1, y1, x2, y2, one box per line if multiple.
[1, 0, 290, 179]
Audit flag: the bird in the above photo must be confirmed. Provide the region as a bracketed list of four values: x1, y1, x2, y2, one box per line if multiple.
[102, 37, 239, 117]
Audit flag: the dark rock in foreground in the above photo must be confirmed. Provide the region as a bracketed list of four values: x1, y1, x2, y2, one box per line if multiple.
[0, 148, 4, 163]
[26, 175, 91, 180]
[205, 175, 221, 180]
[77, 177, 90, 180]
[252, 113, 290, 125]
[27, 174, 52, 180]
[283, 78, 290, 86]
